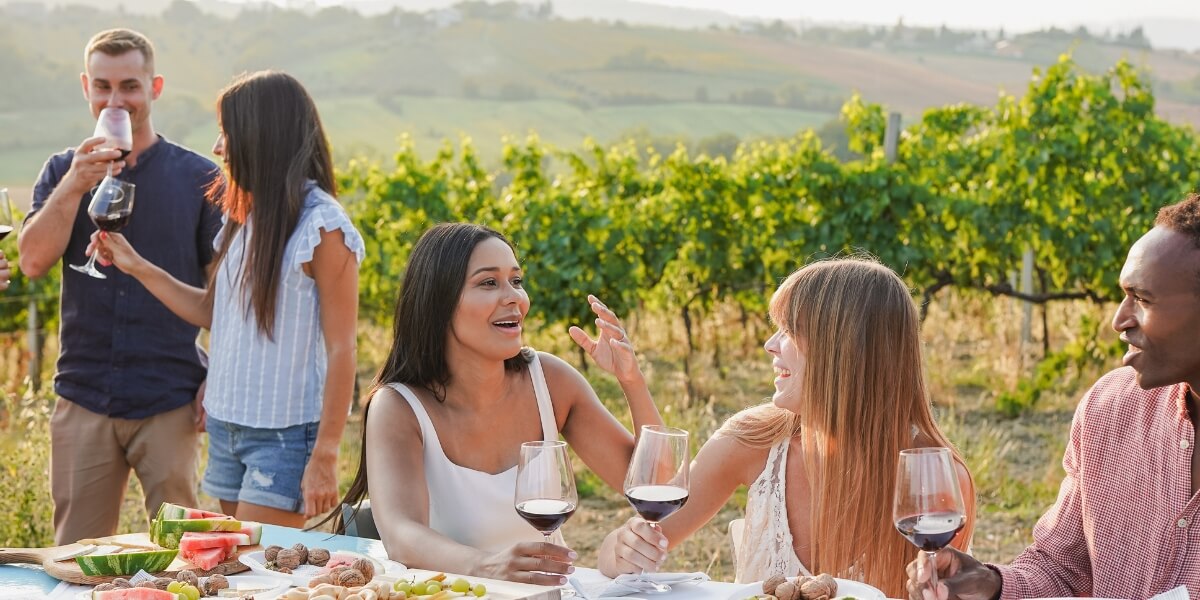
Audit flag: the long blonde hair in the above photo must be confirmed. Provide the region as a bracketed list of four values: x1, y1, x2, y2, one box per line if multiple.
[721, 256, 974, 596]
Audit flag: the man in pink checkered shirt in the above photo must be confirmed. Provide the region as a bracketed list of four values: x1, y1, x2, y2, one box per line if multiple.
[907, 193, 1200, 600]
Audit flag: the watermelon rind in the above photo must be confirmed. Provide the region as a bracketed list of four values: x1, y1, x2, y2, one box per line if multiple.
[152, 519, 262, 549]
[75, 549, 178, 576]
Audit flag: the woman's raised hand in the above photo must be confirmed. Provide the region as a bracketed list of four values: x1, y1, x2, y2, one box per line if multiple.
[91, 231, 147, 276]
[569, 294, 641, 384]
[597, 517, 668, 578]
[473, 541, 577, 586]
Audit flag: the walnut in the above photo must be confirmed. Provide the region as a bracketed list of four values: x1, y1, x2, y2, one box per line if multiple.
[275, 548, 303, 570]
[93, 584, 115, 592]
[203, 573, 230, 596]
[336, 568, 368, 587]
[308, 574, 335, 587]
[763, 575, 787, 596]
[292, 543, 310, 564]
[175, 570, 198, 587]
[112, 578, 132, 588]
[136, 580, 159, 588]
[329, 566, 350, 580]
[774, 581, 800, 600]
[350, 557, 376, 581]
[264, 545, 284, 562]
[278, 566, 294, 574]
[153, 577, 174, 590]
[799, 574, 837, 600]
[308, 547, 331, 567]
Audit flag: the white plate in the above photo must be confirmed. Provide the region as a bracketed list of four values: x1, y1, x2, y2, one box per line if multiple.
[238, 549, 387, 587]
[726, 578, 886, 600]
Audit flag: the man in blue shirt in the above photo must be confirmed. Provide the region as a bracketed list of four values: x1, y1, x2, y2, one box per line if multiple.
[18, 28, 222, 544]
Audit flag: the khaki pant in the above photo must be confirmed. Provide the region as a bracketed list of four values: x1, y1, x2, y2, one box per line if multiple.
[50, 398, 200, 545]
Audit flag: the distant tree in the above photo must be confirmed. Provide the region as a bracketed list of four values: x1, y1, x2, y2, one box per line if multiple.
[462, 80, 481, 99]
[499, 82, 537, 100]
[693, 133, 739, 160]
[694, 86, 709, 103]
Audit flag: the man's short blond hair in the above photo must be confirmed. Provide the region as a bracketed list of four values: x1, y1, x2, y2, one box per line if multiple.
[84, 28, 155, 73]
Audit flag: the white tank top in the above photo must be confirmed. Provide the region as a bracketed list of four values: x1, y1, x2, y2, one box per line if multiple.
[737, 437, 812, 583]
[388, 353, 565, 553]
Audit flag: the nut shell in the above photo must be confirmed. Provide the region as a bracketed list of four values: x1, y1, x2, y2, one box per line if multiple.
[276, 547, 304, 570]
[776, 581, 800, 600]
[309, 548, 332, 567]
[336, 568, 368, 587]
[264, 545, 284, 562]
[292, 543, 310, 564]
[351, 557, 376, 581]
[203, 573, 230, 596]
[763, 575, 787, 596]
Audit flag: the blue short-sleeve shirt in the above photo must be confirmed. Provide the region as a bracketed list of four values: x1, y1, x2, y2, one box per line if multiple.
[29, 135, 223, 418]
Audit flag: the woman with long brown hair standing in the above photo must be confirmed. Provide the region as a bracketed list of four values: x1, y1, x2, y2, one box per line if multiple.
[94, 71, 362, 527]
[597, 256, 975, 597]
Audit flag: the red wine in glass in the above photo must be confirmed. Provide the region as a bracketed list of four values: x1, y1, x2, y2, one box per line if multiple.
[93, 108, 133, 176]
[625, 485, 688, 522]
[893, 448, 967, 600]
[69, 176, 135, 279]
[623, 425, 690, 593]
[515, 499, 577, 535]
[895, 512, 965, 551]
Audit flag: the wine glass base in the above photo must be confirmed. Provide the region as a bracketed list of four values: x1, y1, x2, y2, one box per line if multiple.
[68, 262, 107, 279]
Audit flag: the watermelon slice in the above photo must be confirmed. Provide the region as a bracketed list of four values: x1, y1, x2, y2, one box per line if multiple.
[93, 589, 182, 599]
[153, 518, 262, 549]
[75, 549, 178, 576]
[180, 545, 227, 571]
[178, 531, 252, 552]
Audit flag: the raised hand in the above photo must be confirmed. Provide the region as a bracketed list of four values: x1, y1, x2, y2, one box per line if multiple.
[597, 516, 668, 577]
[63, 136, 125, 197]
[568, 294, 641, 384]
[905, 547, 1001, 600]
[473, 541, 576, 586]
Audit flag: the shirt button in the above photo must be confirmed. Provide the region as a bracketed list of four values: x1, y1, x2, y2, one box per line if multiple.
[1179, 519, 1189, 528]
[1182, 439, 1191, 450]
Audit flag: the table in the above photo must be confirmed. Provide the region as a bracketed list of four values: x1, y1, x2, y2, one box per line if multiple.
[0, 525, 744, 600]
[0, 524, 384, 598]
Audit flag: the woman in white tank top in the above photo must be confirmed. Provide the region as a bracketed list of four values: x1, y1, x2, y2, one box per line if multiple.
[596, 257, 976, 598]
[331, 223, 664, 586]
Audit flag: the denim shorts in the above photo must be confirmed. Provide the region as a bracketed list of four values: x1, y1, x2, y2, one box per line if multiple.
[202, 415, 318, 513]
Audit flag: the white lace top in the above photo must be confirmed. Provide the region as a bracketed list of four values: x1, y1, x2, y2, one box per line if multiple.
[736, 437, 813, 583]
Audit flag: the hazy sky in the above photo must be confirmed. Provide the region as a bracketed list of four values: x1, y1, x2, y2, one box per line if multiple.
[650, 0, 1200, 30]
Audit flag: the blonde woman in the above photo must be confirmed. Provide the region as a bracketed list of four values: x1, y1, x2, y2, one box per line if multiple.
[597, 256, 975, 597]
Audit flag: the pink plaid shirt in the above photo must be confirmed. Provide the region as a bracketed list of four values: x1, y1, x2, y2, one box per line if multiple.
[994, 367, 1199, 600]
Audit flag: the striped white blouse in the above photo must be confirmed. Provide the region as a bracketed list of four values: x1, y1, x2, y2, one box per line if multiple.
[205, 181, 364, 429]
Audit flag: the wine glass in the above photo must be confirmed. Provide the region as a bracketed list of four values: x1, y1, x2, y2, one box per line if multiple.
[623, 425, 690, 593]
[515, 441, 579, 597]
[515, 440, 578, 541]
[893, 448, 967, 600]
[68, 177, 135, 279]
[93, 107, 133, 176]
[0, 188, 15, 241]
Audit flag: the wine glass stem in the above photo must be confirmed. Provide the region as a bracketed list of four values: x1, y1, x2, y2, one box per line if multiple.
[925, 550, 939, 599]
[106, 161, 113, 178]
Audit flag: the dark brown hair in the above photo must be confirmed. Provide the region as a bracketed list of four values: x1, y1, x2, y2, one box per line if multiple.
[206, 71, 336, 339]
[319, 222, 532, 533]
[85, 28, 155, 73]
[1156, 192, 1200, 249]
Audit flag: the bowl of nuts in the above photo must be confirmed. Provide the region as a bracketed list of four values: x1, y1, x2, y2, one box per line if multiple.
[238, 542, 388, 588]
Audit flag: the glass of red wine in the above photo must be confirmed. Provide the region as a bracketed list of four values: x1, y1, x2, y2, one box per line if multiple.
[515, 440, 578, 541]
[93, 107, 133, 177]
[623, 425, 690, 593]
[893, 447, 966, 599]
[515, 440, 578, 596]
[0, 188, 15, 241]
[68, 176, 135, 279]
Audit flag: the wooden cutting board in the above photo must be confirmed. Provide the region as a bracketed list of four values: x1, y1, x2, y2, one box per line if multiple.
[0, 532, 254, 585]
